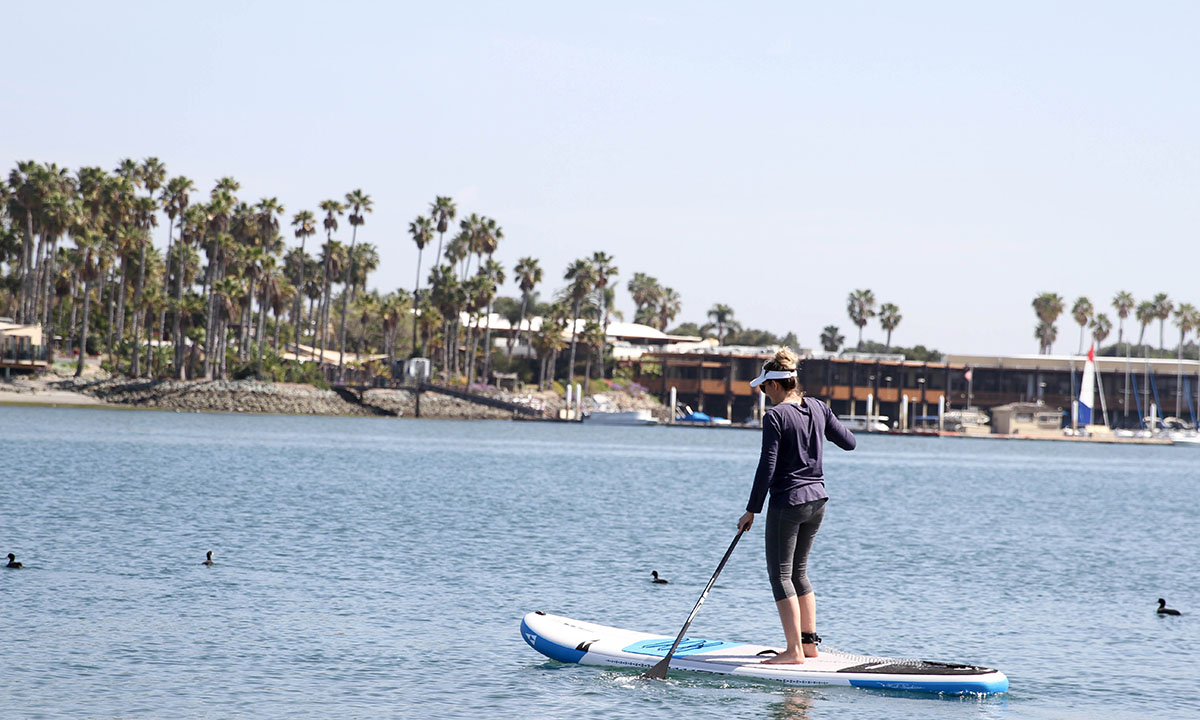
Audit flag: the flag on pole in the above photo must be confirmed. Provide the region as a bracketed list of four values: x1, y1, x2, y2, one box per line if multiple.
[964, 368, 973, 382]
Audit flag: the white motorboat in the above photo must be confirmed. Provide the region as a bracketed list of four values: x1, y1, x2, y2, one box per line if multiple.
[1168, 431, 1200, 447]
[840, 415, 889, 433]
[583, 409, 658, 426]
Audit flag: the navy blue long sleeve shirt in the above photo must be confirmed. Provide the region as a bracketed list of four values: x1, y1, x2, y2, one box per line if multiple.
[745, 397, 857, 513]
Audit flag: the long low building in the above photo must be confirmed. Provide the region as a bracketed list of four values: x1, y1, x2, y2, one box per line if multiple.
[634, 348, 1200, 428]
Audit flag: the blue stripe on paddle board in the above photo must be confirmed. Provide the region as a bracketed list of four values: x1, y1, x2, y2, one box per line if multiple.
[622, 637, 743, 657]
[520, 617, 586, 663]
[849, 676, 1009, 694]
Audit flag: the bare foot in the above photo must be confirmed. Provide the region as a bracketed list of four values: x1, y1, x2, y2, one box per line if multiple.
[762, 650, 805, 664]
[803, 644, 819, 658]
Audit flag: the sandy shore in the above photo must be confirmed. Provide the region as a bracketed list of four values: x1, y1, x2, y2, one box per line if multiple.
[0, 377, 111, 407]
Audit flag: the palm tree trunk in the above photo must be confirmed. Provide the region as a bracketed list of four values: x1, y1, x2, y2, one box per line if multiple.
[131, 237, 147, 377]
[145, 308, 154, 377]
[482, 299, 495, 383]
[115, 258, 129, 361]
[307, 295, 316, 353]
[255, 284, 268, 376]
[412, 246, 423, 356]
[17, 209, 34, 323]
[337, 229, 358, 382]
[75, 281, 92, 377]
[567, 302, 580, 385]
[173, 239, 188, 378]
[103, 269, 117, 366]
[67, 282, 78, 356]
[293, 237, 306, 355]
[509, 296, 527, 357]
[583, 349, 593, 395]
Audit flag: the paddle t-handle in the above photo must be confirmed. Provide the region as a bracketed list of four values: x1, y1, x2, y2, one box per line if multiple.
[641, 529, 745, 680]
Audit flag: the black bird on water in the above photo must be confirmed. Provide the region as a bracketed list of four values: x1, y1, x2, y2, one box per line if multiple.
[651, 571, 669, 584]
[1157, 598, 1181, 616]
[6, 553, 23, 569]
[202, 551, 214, 566]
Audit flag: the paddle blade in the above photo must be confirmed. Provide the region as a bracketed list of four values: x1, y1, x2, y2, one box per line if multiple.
[641, 656, 671, 680]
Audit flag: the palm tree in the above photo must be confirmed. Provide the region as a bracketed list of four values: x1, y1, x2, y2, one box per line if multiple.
[1152, 293, 1173, 352]
[318, 238, 345, 362]
[408, 215, 434, 356]
[202, 178, 239, 379]
[581, 320, 607, 393]
[211, 275, 243, 379]
[590, 251, 618, 329]
[129, 194, 158, 376]
[847, 289, 876, 350]
[1032, 292, 1064, 353]
[1172, 303, 1198, 418]
[656, 287, 681, 331]
[1071, 297, 1093, 355]
[878, 303, 901, 351]
[704, 304, 737, 344]
[512, 256, 542, 356]
[1112, 291, 1134, 351]
[338, 189, 372, 381]
[1090, 313, 1112, 347]
[317, 199, 345, 361]
[354, 291, 379, 360]
[269, 273, 294, 353]
[563, 258, 596, 385]
[139, 158, 167, 364]
[820, 325, 844, 353]
[7, 161, 40, 323]
[533, 303, 570, 390]
[427, 264, 462, 379]
[477, 256, 505, 385]
[627, 273, 663, 327]
[72, 229, 102, 377]
[1134, 300, 1155, 349]
[290, 210, 316, 353]
[1034, 321, 1057, 355]
[163, 175, 195, 376]
[429, 196, 457, 266]
[379, 290, 411, 371]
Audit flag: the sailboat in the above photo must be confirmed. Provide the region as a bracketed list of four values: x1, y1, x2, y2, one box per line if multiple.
[1073, 344, 1115, 437]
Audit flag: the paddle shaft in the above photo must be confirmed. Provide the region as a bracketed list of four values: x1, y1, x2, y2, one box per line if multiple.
[642, 530, 744, 680]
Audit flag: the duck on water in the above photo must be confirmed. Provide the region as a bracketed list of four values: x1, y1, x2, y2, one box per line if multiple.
[1157, 598, 1181, 616]
[6, 553, 22, 569]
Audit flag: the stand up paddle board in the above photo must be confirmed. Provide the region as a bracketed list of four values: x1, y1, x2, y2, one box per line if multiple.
[521, 611, 1008, 695]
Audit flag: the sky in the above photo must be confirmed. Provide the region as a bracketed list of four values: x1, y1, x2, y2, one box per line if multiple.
[4, 1, 1199, 356]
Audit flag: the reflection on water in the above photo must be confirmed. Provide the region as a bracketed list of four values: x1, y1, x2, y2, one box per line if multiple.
[766, 690, 813, 720]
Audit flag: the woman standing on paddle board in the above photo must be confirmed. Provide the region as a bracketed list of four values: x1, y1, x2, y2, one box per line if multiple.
[738, 348, 856, 664]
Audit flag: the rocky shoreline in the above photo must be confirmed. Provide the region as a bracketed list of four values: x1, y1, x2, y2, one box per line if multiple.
[40, 378, 517, 419]
[3, 374, 666, 421]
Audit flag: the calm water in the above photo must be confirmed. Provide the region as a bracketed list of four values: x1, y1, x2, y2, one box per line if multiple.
[1, 406, 1196, 719]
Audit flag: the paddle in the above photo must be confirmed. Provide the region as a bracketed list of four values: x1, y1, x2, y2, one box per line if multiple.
[641, 529, 744, 680]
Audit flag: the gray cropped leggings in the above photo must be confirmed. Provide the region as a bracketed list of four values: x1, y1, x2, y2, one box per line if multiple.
[765, 498, 827, 602]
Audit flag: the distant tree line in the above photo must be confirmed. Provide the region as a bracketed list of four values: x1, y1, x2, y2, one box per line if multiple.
[1031, 291, 1199, 361]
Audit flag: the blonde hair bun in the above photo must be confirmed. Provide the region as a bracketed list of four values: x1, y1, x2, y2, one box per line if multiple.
[768, 347, 799, 372]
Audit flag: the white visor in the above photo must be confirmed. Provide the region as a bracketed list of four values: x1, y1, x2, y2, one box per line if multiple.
[749, 367, 797, 388]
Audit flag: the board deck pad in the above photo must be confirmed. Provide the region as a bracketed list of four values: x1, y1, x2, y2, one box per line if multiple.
[521, 611, 1008, 695]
